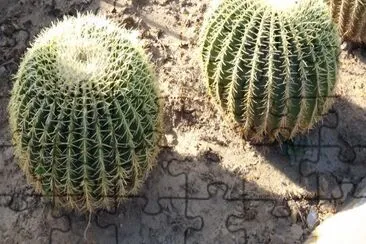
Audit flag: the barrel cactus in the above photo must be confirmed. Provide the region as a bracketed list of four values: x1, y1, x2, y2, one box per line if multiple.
[8, 13, 162, 212]
[327, 0, 366, 44]
[199, 0, 340, 142]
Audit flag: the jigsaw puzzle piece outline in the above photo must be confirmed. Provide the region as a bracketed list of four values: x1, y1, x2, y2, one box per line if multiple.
[185, 182, 247, 244]
[96, 196, 201, 244]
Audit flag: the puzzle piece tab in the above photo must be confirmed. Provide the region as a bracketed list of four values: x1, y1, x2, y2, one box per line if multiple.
[185, 183, 246, 244]
[97, 197, 201, 244]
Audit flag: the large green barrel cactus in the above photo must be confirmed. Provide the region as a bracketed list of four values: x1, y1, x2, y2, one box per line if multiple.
[328, 0, 366, 43]
[200, 0, 340, 142]
[8, 13, 162, 212]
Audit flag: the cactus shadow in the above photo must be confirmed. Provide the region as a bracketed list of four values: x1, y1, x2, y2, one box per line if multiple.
[23, 148, 307, 243]
[251, 97, 366, 201]
[341, 41, 366, 64]
[351, 47, 366, 64]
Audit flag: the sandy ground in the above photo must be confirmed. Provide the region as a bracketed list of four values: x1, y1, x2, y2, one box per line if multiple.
[0, 0, 366, 243]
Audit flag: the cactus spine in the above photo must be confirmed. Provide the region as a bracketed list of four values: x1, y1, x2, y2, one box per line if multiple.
[8, 14, 162, 212]
[328, 0, 366, 43]
[200, 0, 340, 142]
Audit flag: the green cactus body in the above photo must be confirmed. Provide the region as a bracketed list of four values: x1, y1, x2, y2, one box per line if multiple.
[328, 0, 366, 43]
[8, 14, 162, 212]
[200, 0, 340, 142]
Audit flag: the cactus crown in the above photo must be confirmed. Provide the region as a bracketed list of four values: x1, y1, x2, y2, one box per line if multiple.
[200, 0, 340, 142]
[8, 13, 162, 212]
[328, 0, 366, 43]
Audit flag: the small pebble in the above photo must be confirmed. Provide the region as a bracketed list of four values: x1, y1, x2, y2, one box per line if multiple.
[306, 207, 318, 229]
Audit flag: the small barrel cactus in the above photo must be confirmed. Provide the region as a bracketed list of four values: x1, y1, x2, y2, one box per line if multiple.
[327, 0, 366, 44]
[8, 13, 162, 212]
[199, 0, 340, 142]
